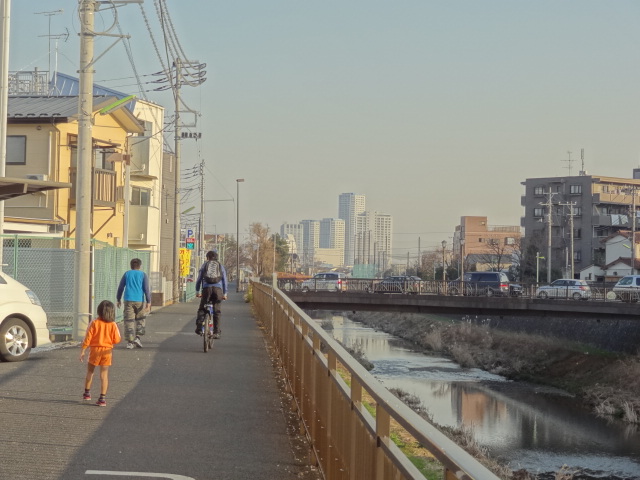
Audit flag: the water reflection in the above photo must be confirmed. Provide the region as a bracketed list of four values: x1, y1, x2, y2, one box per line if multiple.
[312, 313, 640, 479]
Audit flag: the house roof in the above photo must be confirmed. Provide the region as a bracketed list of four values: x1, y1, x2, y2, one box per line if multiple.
[7, 96, 144, 134]
[0, 176, 71, 201]
[603, 256, 640, 270]
[600, 230, 640, 244]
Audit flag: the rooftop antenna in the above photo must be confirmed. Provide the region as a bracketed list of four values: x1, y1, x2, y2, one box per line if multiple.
[34, 9, 64, 83]
[561, 150, 575, 176]
[580, 148, 585, 175]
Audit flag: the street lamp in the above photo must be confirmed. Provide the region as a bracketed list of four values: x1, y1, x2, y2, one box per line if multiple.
[460, 238, 465, 280]
[441, 240, 447, 283]
[236, 178, 244, 293]
[536, 252, 545, 284]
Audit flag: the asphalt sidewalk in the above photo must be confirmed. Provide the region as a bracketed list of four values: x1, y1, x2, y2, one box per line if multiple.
[0, 291, 319, 480]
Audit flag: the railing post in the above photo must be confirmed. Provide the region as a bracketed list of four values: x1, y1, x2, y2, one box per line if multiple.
[375, 403, 390, 480]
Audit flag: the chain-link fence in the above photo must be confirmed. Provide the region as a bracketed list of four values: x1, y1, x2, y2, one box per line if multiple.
[1, 235, 152, 335]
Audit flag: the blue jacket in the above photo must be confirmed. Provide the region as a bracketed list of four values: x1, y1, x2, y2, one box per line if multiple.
[117, 269, 151, 303]
[196, 260, 227, 295]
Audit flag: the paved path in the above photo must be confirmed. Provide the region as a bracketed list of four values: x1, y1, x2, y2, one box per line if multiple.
[0, 291, 320, 480]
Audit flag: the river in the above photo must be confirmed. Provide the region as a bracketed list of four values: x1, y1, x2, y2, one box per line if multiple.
[310, 312, 640, 479]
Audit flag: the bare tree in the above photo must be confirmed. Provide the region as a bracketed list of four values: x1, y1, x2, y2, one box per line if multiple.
[473, 235, 519, 273]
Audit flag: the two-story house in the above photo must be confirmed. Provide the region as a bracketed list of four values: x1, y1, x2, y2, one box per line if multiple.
[4, 95, 144, 245]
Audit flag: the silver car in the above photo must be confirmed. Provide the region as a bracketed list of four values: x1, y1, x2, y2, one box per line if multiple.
[612, 275, 640, 302]
[536, 279, 591, 300]
[301, 272, 347, 292]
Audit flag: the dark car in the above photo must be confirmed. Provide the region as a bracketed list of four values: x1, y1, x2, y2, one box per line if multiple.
[373, 275, 422, 294]
[448, 272, 521, 297]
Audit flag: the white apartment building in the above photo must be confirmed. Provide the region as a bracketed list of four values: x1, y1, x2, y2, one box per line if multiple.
[320, 218, 345, 266]
[300, 219, 320, 267]
[356, 211, 392, 271]
[338, 193, 366, 266]
[280, 223, 304, 256]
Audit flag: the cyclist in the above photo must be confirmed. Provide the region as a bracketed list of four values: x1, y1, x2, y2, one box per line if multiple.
[195, 250, 228, 338]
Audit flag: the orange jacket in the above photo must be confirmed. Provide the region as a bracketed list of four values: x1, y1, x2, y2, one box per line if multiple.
[82, 318, 122, 349]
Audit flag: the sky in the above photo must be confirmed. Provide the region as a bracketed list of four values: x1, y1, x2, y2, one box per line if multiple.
[8, 1, 640, 264]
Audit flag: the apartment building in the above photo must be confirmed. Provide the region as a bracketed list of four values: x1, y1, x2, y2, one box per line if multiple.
[319, 218, 345, 266]
[300, 219, 320, 267]
[280, 222, 304, 256]
[521, 171, 640, 278]
[338, 193, 366, 266]
[355, 211, 393, 271]
[452, 216, 521, 272]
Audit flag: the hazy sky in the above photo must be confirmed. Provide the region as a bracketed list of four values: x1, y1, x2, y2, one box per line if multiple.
[9, 1, 640, 264]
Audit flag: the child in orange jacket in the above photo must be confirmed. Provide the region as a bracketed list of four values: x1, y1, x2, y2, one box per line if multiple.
[80, 300, 121, 406]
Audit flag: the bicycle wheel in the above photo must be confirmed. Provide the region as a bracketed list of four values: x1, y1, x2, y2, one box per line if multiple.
[203, 312, 211, 353]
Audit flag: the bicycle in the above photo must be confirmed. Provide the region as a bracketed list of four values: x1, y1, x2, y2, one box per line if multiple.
[202, 302, 215, 352]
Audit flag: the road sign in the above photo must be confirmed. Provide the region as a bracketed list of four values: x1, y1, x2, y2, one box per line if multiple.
[185, 237, 195, 250]
[187, 229, 193, 237]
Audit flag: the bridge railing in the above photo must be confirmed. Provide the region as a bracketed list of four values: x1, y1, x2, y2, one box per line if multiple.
[277, 277, 633, 302]
[252, 280, 499, 480]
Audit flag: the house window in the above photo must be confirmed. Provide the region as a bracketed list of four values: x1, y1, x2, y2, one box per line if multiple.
[573, 228, 582, 239]
[573, 251, 582, 261]
[7, 135, 26, 165]
[534, 186, 544, 195]
[570, 185, 582, 194]
[94, 149, 115, 171]
[505, 237, 516, 245]
[131, 186, 151, 206]
[534, 208, 544, 217]
[573, 206, 582, 216]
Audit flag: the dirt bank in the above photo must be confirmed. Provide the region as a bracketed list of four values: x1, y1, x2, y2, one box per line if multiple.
[347, 311, 640, 425]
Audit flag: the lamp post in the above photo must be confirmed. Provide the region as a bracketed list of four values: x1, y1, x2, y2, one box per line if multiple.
[536, 252, 545, 284]
[460, 238, 465, 280]
[441, 240, 447, 282]
[236, 178, 244, 292]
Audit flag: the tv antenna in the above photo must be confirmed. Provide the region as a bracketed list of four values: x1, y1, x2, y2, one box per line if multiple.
[34, 9, 64, 78]
[561, 150, 575, 176]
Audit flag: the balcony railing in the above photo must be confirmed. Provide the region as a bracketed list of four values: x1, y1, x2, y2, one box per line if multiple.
[69, 168, 117, 206]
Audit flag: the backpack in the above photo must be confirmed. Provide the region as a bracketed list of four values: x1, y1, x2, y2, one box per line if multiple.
[204, 260, 222, 284]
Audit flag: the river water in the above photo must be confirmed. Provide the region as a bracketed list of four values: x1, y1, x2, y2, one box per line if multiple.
[310, 313, 640, 479]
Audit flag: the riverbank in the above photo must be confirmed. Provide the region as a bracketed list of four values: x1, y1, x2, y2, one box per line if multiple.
[346, 311, 640, 426]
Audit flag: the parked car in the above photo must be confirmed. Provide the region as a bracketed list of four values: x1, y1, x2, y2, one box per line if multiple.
[536, 279, 591, 300]
[612, 275, 640, 302]
[373, 276, 422, 294]
[301, 272, 347, 292]
[448, 272, 521, 297]
[0, 271, 50, 361]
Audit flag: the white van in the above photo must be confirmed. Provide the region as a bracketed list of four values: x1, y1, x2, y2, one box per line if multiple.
[0, 270, 50, 361]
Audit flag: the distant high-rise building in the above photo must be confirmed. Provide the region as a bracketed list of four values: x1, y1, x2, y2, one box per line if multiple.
[319, 218, 345, 266]
[300, 219, 320, 266]
[339, 193, 366, 266]
[280, 222, 304, 256]
[356, 211, 392, 271]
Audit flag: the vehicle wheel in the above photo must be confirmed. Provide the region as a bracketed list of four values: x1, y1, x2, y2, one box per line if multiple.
[572, 292, 582, 300]
[538, 291, 548, 299]
[0, 318, 32, 362]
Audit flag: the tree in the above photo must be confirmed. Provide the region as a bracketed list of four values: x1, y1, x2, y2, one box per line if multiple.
[242, 223, 289, 279]
[473, 235, 520, 273]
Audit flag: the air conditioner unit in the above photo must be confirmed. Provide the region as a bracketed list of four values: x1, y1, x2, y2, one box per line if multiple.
[25, 174, 48, 181]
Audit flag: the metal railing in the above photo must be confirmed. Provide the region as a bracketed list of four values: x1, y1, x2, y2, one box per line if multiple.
[252, 280, 499, 480]
[279, 277, 635, 303]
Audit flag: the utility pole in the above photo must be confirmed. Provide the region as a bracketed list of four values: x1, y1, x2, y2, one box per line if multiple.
[73, 0, 96, 340]
[172, 58, 182, 303]
[540, 192, 555, 283]
[559, 201, 576, 279]
[199, 160, 205, 267]
[631, 186, 637, 275]
[0, 0, 11, 266]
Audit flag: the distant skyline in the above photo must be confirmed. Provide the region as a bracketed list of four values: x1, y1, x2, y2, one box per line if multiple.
[8, 1, 640, 263]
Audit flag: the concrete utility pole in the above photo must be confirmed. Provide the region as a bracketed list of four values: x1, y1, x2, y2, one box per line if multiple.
[0, 0, 11, 266]
[540, 191, 556, 283]
[172, 59, 182, 303]
[73, 0, 96, 340]
[199, 160, 205, 267]
[632, 186, 637, 275]
[559, 201, 576, 279]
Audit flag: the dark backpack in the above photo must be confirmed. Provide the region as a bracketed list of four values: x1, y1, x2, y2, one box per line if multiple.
[204, 260, 222, 284]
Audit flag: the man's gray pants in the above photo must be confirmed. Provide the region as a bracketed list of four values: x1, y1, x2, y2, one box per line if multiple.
[123, 301, 146, 343]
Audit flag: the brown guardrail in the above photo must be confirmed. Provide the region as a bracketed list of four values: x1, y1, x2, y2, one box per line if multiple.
[252, 280, 500, 480]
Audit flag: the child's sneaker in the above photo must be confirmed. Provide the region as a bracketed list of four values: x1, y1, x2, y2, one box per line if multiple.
[82, 392, 91, 401]
[126, 342, 135, 349]
[96, 398, 106, 407]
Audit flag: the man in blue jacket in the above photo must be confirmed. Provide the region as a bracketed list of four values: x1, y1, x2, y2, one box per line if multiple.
[117, 258, 151, 349]
[195, 250, 228, 338]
